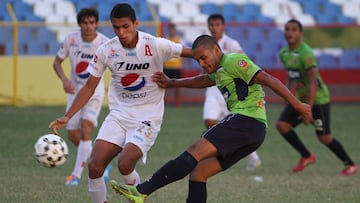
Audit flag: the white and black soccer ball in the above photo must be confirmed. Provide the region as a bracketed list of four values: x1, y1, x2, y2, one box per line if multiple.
[34, 134, 69, 168]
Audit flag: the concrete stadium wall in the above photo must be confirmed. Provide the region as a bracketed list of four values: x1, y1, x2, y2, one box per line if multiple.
[0, 56, 112, 106]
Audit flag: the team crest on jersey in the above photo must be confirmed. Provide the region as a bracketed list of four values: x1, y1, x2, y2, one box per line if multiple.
[238, 59, 248, 71]
[75, 61, 90, 79]
[121, 73, 146, 91]
[108, 48, 119, 58]
[69, 38, 78, 47]
[306, 57, 313, 66]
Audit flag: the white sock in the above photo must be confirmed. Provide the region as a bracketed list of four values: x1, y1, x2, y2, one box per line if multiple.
[249, 151, 260, 161]
[88, 176, 107, 203]
[122, 169, 140, 185]
[72, 140, 92, 178]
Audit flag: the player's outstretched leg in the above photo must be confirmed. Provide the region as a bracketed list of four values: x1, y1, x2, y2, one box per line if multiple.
[246, 151, 261, 171]
[111, 180, 146, 203]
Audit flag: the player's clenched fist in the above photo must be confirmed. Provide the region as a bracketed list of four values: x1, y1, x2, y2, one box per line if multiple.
[298, 103, 312, 125]
[49, 116, 70, 135]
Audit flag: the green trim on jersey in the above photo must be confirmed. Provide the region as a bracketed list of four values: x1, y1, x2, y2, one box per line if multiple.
[279, 41, 330, 104]
[208, 53, 267, 125]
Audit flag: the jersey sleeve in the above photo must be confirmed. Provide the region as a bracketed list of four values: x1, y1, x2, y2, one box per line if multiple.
[87, 46, 107, 78]
[57, 35, 70, 59]
[229, 39, 244, 53]
[300, 48, 317, 70]
[156, 37, 183, 62]
[226, 54, 261, 84]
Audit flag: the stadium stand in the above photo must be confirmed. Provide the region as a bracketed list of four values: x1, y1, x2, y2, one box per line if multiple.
[0, 0, 359, 66]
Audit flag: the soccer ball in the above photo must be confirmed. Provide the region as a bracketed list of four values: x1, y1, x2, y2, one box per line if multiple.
[34, 134, 69, 168]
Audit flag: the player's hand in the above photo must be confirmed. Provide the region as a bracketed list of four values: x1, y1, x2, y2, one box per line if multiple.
[297, 103, 312, 125]
[152, 72, 171, 88]
[49, 116, 70, 135]
[62, 78, 75, 94]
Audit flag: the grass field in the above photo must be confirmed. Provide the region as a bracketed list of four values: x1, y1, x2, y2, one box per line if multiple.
[0, 103, 359, 203]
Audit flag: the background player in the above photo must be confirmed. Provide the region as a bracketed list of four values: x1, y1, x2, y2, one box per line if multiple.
[277, 19, 357, 175]
[205, 14, 261, 170]
[111, 34, 312, 203]
[52, 7, 111, 186]
[163, 22, 186, 107]
[49, 3, 193, 203]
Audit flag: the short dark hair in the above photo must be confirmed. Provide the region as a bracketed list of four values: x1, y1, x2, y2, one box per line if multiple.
[77, 8, 99, 24]
[286, 19, 303, 32]
[207, 14, 225, 24]
[192, 35, 219, 50]
[110, 3, 136, 22]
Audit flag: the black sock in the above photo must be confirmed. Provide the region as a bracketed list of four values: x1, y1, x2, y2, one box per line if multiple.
[138, 151, 198, 195]
[282, 130, 311, 158]
[186, 180, 207, 203]
[326, 138, 354, 166]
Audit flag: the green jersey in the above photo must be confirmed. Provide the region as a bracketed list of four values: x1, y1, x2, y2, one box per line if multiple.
[208, 53, 267, 125]
[279, 41, 330, 104]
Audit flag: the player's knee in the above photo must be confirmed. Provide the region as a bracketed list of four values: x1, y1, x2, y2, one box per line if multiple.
[67, 132, 80, 146]
[276, 121, 290, 133]
[88, 160, 105, 179]
[118, 161, 135, 175]
[189, 170, 208, 182]
[318, 134, 332, 144]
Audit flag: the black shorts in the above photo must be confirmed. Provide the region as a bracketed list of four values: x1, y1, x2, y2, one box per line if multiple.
[202, 114, 266, 170]
[163, 68, 181, 79]
[278, 103, 331, 136]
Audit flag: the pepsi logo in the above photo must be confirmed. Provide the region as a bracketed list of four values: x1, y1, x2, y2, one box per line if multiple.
[121, 73, 146, 91]
[75, 61, 90, 79]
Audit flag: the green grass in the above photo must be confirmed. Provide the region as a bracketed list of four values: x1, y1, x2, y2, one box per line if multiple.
[0, 104, 359, 203]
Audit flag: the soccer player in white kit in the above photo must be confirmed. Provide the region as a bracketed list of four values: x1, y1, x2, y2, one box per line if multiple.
[52, 8, 112, 186]
[204, 14, 261, 170]
[49, 3, 193, 203]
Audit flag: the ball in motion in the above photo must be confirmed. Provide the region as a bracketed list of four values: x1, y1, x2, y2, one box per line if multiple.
[34, 134, 69, 168]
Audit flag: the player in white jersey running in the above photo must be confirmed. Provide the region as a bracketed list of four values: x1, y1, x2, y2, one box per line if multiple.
[52, 8, 112, 186]
[49, 3, 193, 203]
[204, 14, 261, 170]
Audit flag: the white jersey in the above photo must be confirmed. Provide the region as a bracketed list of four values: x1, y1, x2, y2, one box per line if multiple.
[217, 34, 243, 54]
[203, 34, 243, 120]
[57, 31, 109, 93]
[88, 31, 183, 122]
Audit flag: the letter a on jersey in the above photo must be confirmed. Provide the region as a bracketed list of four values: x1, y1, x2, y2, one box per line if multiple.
[145, 44, 153, 56]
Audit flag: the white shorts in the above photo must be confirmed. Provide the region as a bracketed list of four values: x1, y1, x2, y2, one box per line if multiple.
[96, 111, 162, 164]
[203, 86, 229, 120]
[66, 92, 104, 130]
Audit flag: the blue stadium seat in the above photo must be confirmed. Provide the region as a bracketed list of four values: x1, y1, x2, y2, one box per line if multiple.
[48, 41, 60, 55]
[200, 2, 220, 15]
[337, 16, 356, 24]
[0, 27, 12, 44]
[27, 41, 48, 55]
[241, 3, 260, 19]
[256, 15, 273, 23]
[255, 53, 277, 69]
[323, 3, 341, 15]
[222, 3, 240, 22]
[317, 54, 339, 69]
[339, 50, 360, 69]
[36, 27, 57, 42]
[98, 26, 115, 38]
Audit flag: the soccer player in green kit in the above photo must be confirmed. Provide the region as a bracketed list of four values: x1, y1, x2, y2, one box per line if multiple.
[276, 19, 357, 175]
[110, 34, 312, 203]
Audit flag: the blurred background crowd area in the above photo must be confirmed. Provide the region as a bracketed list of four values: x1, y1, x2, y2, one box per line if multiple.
[1, 0, 360, 70]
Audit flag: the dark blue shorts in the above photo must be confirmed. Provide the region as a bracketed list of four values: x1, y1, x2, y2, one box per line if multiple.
[278, 103, 331, 136]
[202, 114, 266, 170]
